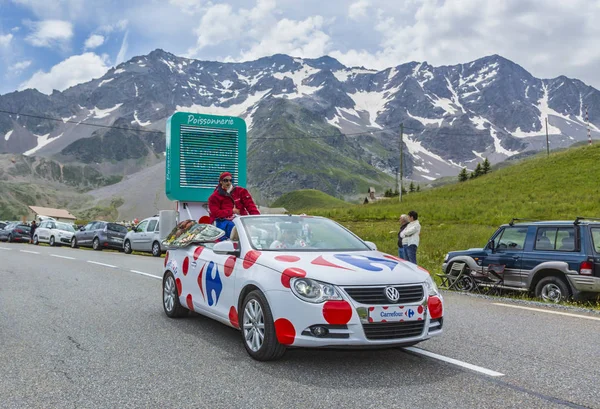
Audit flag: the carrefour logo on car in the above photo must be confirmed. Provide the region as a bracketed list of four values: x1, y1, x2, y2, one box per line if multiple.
[187, 115, 234, 126]
[380, 309, 415, 318]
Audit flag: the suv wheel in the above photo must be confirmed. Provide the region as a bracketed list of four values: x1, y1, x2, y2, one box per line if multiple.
[49, 236, 55, 246]
[71, 237, 78, 248]
[33, 235, 39, 245]
[535, 276, 570, 303]
[92, 238, 101, 251]
[7, 234, 13, 243]
[124, 240, 132, 254]
[152, 241, 161, 257]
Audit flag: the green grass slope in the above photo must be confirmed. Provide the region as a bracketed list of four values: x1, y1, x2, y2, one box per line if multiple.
[299, 143, 600, 276]
[271, 189, 351, 212]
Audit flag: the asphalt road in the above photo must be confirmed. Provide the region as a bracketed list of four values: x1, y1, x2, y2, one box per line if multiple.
[1, 242, 599, 409]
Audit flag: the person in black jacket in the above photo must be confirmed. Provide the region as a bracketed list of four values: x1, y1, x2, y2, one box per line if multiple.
[397, 214, 409, 259]
[29, 220, 37, 244]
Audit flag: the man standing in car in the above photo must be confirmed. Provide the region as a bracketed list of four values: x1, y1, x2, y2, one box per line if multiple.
[208, 172, 260, 238]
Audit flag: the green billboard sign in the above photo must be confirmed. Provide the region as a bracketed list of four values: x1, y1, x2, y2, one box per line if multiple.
[165, 112, 247, 202]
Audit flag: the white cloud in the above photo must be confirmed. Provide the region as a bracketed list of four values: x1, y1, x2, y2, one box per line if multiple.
[20, 53, 109, 94]
[9, 60, 32, 74]
[348, 0, 369, 20]
[169, 0, 205, 15]
[98, 19, 128, 34]
[115, 31, 129, 65]
[0, 33, 13, 47]
[84, 34, 104, 49]
[25, 20, 73, 48]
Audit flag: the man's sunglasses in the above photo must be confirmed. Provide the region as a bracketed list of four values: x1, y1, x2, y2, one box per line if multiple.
[222, 178, 233, 183]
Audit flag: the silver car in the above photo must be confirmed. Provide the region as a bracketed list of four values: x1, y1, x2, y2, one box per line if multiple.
[123, 216, 164, 256]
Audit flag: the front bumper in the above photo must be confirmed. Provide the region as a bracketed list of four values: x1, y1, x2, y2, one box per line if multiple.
[266, 288, 443, 348]
[567, 274, 600, 293]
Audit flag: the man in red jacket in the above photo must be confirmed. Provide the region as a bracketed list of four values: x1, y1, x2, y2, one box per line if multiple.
[208, 171, 260, 238]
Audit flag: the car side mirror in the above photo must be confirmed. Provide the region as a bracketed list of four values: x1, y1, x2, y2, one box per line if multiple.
[212, 241, 240, 256]
[79, 226, 85, 231]
[365, 241, 377, 251]
[487, 240, 495, 251]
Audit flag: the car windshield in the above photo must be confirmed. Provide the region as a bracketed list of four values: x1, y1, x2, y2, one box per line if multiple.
[107, 223, 128, 233]
[240, 216, 370, 251]
[56, 222, 75, 232]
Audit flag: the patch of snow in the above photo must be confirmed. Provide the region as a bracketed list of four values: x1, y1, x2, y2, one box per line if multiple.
[244, 104, 260, 131]
[470, 116, 488, 130]
[490, 128, 518, 156]
[445, 77, 466, 113]
[61, 115, 76, 123]
[332, 70, 351, 82]
[429, 95, 458, 116]
[23, 133, 62, 156]
[386, 67, 398, 84]
[4, 130, 13, 141]
[235, 71, 263, 87]
[414, 166, 430, 173]
[421, 175, 436, 181]
[134, 83, 139, 97]
[326, 115, 342, 129]
[338, 107, 361, 118]
[406, 110, 442, 127]
[405, 136, 461, 168]
[220, 80, 233, 89]
[349, 88, 400, 129]
[177, 89, 271, 118]
[91, 103, 123, 119]
[273, 65, 323, 99]
[114, 68, 125, 74]
[472, 150, 485, 160]
[132, 111, 151, 127]
[98, 78, 114, 87]
[160, 58, 175, 72]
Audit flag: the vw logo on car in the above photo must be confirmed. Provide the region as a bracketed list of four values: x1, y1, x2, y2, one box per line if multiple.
[385, 286, 401, 303]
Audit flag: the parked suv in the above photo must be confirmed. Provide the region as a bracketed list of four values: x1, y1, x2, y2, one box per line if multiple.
[442, 218, 600, 302]
[123, 216, 163, 256]
[72, 221, 128, 251]
[33, 220, 75, 246]
[0, 222, 31, 242]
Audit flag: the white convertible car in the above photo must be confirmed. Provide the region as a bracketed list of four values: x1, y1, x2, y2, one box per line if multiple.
[162, 215, 444, 361]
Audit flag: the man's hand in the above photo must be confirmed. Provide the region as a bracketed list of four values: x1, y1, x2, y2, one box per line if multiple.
[232, 207, 241, 215]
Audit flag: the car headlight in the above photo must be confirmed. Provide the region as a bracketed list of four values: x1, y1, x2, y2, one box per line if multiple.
[290, 278, 342, 303]
[425, 275, 439, 296]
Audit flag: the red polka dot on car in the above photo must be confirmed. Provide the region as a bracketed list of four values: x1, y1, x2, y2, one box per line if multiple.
[322, 300, 352, 325]
[193, 246, 204, 261]
[186, 294, 194, 311]
[274, 318, 295, 345]
[280, 267, 307, 288]
[428, 296, 443, 319]
[274, 255, 301, 262]
[229, 306, 239, 328]
[175, 278, 182, 296]
[417, 305, 424, 314]
[224, 256, 236, 277]
[182, 257, 189, 276]
[243, 250, 261, 269]
[164, 251, 169, 267]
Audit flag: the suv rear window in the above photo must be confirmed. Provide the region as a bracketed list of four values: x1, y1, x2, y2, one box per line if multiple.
[107, 223, 128, 233]
[535, 227, 575, 251]
[591, 228, 600, 253]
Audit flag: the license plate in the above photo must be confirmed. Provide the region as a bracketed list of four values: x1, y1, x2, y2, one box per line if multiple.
[112, 238, 123, 242]
[368, 305, 425, 323]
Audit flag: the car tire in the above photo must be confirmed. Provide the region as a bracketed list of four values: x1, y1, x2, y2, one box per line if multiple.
[162, 271, 188, 318]
[124, 240, 132, 254]
[49, 236, 55, 246]
[33, 235, 39, 245]
[241, 290, 286, 361]
[92, 238, 101, 251]
[152, 241, 161, 257]
[71, 237, 78, 248]
[535, 276, 570, 303]
[7, 234, 13, 243]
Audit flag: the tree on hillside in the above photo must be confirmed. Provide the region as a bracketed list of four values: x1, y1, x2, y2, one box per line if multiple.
[458, 168, 469, 182]
[474, 163, 483, 177]
[482, 158, 491, 174]
[409, 181, 415, 193]
[416, 185, 421, 192]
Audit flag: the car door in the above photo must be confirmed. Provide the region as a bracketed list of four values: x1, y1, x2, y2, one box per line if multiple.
[37, 221, 49, 242]
[130, 220, 149, 251]
[80, 222, 94, 245]
[143, 219, 158, 251]
[484, 226, 528, 287]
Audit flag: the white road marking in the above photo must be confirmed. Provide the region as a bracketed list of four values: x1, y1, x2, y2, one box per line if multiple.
[493, 303, 600, 321]
[404, 347, 505, 377]
[20, 250, 40, 254]
[87, 261, 117, 268]
[130, 270, 161, 280]
[51, 254, 76, 260]
[0, 247, 11, 250]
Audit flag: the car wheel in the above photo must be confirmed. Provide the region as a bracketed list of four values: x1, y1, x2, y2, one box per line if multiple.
[71, 237, 78, 248]
[7, 234, 13, 243]
[163, 272, 188, 318]
[33, 235, 39, 245]
[92, 238, 101, 251]
[241, 290, 286, 361]
[535, 276, 570, 303]
[124, 240, 132, 254]
[152, 241, 161, 257]
[49, 236, 55, 246]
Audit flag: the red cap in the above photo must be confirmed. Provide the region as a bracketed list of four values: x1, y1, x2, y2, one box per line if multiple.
[219, 172, 233, 181]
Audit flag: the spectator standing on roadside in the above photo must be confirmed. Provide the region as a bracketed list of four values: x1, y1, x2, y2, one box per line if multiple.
[29, 220, 37, 244]
[208, 171, 260, 238]
[400, 210, 421, 264]
[397, 214, 409, 259]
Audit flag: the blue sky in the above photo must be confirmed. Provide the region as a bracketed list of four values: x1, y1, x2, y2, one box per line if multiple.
[1, 0, 599, 95]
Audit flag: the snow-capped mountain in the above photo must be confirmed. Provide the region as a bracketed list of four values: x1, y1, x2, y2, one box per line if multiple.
[0, 49, 599, 199]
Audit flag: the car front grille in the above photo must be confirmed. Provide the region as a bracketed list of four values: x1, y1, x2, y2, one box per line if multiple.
[343, 285, 424, 305]
[362, 321, 425, 340]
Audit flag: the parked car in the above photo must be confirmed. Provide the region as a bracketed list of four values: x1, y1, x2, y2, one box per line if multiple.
[124, 216, 164, 256]
[71, 221, 128, 251]
[442, 217, 600, 302]
[33, 220, 75, 246]
[0, 222, 31, 242]
[162, 215, 443, 361]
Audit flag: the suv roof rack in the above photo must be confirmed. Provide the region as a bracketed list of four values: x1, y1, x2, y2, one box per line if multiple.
[509, 218, 542, 226]
[574, 216, 600, 225]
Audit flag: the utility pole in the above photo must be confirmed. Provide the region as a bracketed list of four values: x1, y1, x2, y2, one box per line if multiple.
[399, 123, 403, 203]
[545, 117, 549, 157]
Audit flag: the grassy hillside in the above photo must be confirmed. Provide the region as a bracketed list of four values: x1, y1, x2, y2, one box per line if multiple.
[294, 143, 600, 276]
[272, 189, 351, 212]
